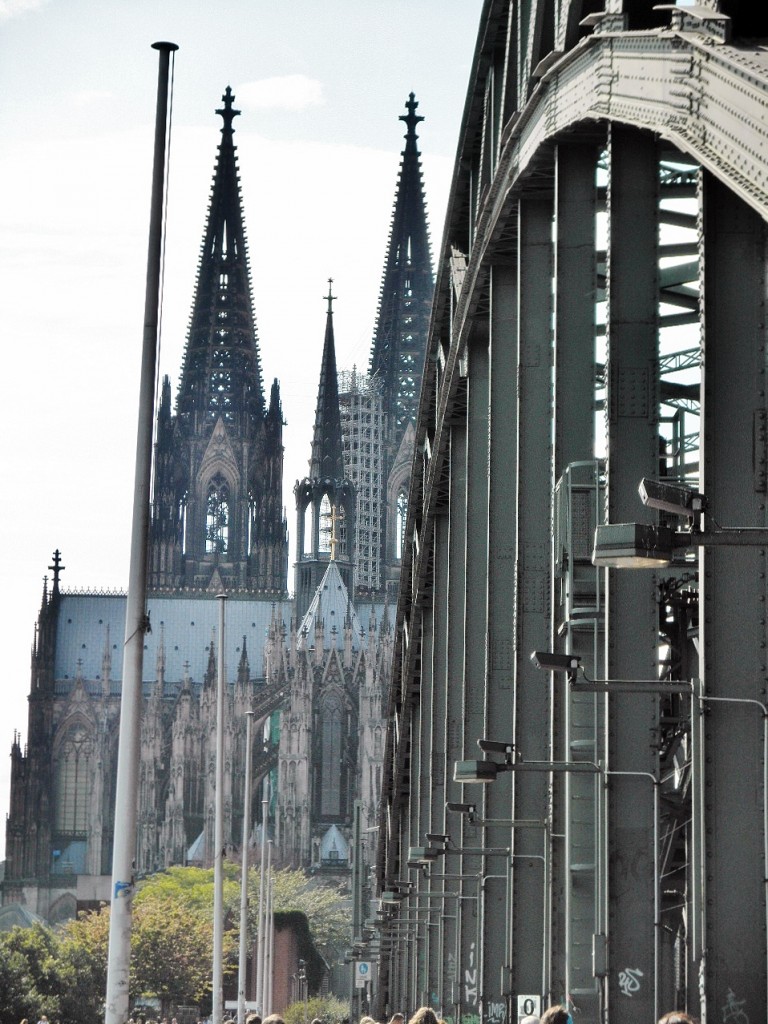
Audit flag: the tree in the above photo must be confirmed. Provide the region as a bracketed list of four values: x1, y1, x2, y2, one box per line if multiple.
[282, 994, 349, 1024]
[0, 924, 62, 1024]
[57, 906, 110, 1022]
[248, 866, 349, 963]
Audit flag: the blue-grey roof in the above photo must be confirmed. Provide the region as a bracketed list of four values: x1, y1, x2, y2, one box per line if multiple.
[54, 593, 285, 686]
[0, 902, 45, 932]
[296, 561, 366, 651]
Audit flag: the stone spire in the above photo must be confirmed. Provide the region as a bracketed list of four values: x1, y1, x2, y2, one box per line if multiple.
[309, 280, 345, 481]
[177, 86, 265, 428]
[149, 88, 288, 595]
[294, 288, 356, 620]
[369, 93, 434, 443]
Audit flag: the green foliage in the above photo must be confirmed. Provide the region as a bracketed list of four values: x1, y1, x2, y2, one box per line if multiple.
[248, 866, 349, 962]
[0, 864, 348, 1021]
[0, 923, 62, 1024]
[282, 993, 350, 1024]
[57, 907, 110, 1022]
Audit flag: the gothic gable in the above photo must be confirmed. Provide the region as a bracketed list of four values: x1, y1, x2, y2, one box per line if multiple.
[198, 416, 241, 492]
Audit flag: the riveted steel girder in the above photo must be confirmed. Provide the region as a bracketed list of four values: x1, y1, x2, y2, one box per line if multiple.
[379, 5, 768, 1024]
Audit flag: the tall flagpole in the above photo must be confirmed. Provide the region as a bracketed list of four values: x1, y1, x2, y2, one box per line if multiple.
[213, 594, 228, 1023]
[265, 839, 274, 1015]
[255, 771, 269, 1012]
[238, 711, 254, 1024]
[104, 40, 177, 1024]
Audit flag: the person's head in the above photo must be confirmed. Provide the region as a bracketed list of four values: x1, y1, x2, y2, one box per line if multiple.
[246, 1016, 263, 1024]
[262, 1016, 286, 1024]
[658, 1014, 697, 1024]
[389, 1016, 405, 1024]
[407, 1009, 439, 1024]
[520, 1016, 540, 1024]
[540, 1008, 571, 1024]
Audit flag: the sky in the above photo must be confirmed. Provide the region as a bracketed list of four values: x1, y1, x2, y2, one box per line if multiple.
[0, 0, 484, 857]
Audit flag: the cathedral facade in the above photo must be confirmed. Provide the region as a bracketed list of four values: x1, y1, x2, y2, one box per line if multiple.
[2, 89, 434, 923]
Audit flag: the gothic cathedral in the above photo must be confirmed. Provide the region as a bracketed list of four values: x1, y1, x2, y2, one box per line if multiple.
[2, 88, 434, 925]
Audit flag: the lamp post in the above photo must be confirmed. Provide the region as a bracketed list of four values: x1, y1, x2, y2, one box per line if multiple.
[255, 769, 270, 1013]
[212, 594, 227, 1024]
[238, 711, 254, 1024]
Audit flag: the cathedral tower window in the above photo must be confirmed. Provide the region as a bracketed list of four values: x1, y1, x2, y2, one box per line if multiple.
[319, 691, 343, 817]
[206, 475, 230, 554]
[54, 723, 93, 834]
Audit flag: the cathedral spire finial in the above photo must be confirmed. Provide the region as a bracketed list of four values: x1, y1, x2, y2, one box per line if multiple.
[48, 549, 65, 596]
[216, 86, 240, 134]
[324, 278, 337, 316]
[399, 92, 424, 140]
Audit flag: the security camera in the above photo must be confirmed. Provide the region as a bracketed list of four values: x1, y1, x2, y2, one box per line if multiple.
[530, 651, 581, 674]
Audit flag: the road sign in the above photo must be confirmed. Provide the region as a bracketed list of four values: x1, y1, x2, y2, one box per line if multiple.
[517, 995, 541, 1021]
[355, 961, 371, 988]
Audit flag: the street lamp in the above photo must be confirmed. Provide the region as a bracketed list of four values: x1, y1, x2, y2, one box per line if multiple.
[453, 738, 515, 784]
[593, 477, 768, 567]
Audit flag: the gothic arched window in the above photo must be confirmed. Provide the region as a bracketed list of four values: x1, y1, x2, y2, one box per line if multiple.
[54, 723, 92, 834]
[319, 691, 343, 817]
[206, 475, 230, 554]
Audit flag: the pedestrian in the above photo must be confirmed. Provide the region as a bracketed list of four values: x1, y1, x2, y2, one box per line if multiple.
[262, 1016, 286, 1024]
[540, 1008, 571, 1024]
[520, 1016, 540, 1024]
[360, 1017, 377, 1024]
[388, 1015, 405, 1024]
[407, 1009, 439, 1024]
[658, 1014, 697, 1024]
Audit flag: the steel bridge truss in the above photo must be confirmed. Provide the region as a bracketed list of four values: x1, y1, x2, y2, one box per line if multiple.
[378, 3, 768, 1024]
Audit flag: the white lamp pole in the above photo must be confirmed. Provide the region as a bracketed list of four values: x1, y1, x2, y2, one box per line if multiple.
[238, 711, 254, 1024]
[212, 594, 227, 1023]
[265, 839, 274, 1014]
[255, 770, 269, 1012]
[104, 40, 177, 1024]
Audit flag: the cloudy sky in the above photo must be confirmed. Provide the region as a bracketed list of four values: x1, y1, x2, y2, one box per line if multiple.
[0, 0, 484, 853]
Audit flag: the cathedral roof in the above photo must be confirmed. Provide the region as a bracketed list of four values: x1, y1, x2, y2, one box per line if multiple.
[51, 593, 276, 690]
[296, 559, 366, 652]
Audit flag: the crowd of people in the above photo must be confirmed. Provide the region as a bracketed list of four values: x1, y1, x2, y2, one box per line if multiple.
[357, 1005, 699, 1024]
[15, 1006, 700, 1024]
[19, 1003, 699, 1023]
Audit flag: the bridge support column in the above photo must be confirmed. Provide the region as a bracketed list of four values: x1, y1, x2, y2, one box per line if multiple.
[553, 140, 601, 1022]
[604, 125, 661, 1024]
[487, 263, 520, 1024]
[447, 422, 468, 1022]
[700, 171, 768, 1021]
[512, 189, 555, 1001]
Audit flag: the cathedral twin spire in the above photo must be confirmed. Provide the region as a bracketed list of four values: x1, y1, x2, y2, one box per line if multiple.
[151, 87, 433, 605]
[150, 88, 287, 594]
[178, 86, 265, 431]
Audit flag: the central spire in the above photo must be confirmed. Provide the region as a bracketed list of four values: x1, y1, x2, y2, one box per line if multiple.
[310, 283, 345, 481]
